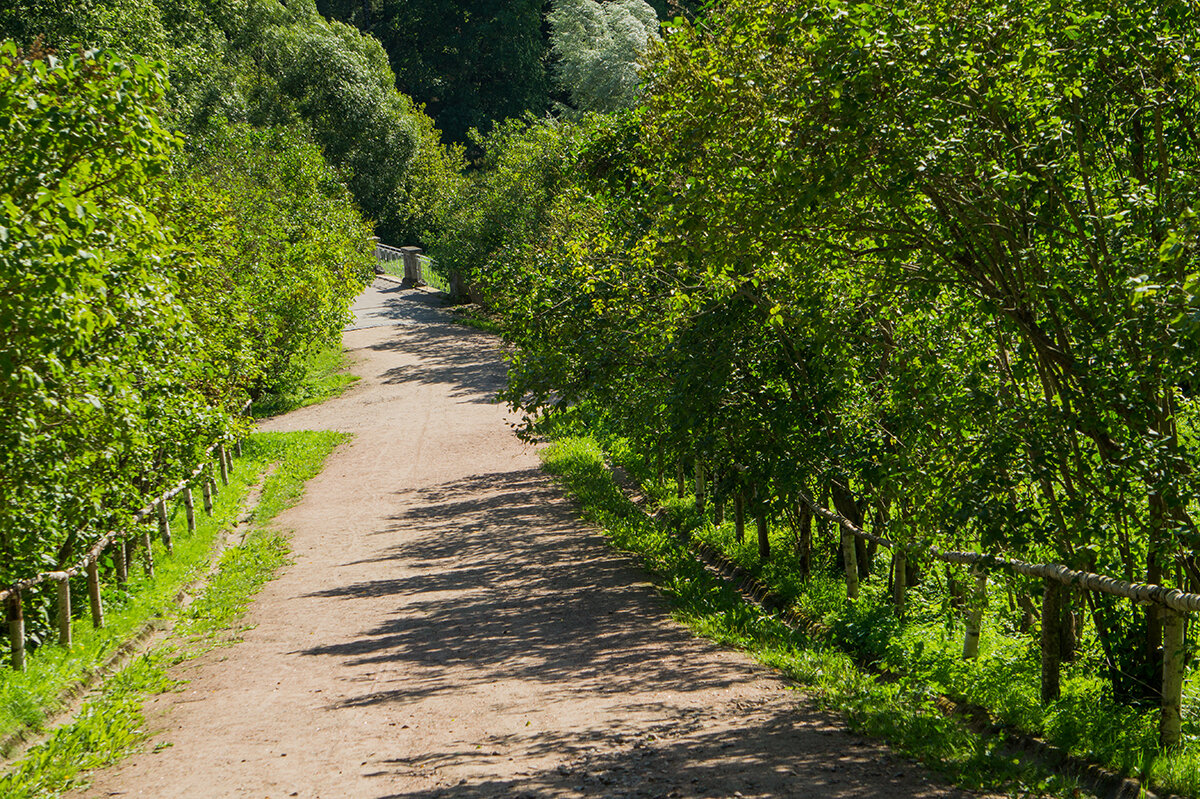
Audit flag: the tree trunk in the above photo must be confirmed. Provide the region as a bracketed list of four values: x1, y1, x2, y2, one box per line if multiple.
[892, 550, 907, 616]
[1161, 609, 1186, 747]
[841, 529, 859, 600]
[756, 511, 770, 560]
[962, 569, 987, 659]
[796, 501, 813, 579]
[7, 591, 25, 671]
[734, 492, 745, 543]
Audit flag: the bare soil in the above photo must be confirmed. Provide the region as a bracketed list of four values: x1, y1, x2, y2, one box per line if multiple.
[74, 281, 992, 798]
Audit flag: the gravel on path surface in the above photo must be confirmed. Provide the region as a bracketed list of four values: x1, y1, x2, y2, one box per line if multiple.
[74, 280, 991, 798]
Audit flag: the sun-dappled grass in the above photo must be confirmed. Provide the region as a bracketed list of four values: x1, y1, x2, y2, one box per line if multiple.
[252, 343, 360, 419]
[0, 430, 345, 796]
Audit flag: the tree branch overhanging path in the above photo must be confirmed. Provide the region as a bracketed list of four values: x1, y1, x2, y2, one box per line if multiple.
[71, 280, 989, 799]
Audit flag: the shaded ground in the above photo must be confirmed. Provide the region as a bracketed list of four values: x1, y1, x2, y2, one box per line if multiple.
[73, 281, 989, 798]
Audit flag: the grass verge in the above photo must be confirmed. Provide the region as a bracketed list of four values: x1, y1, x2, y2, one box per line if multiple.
[0, 429, 345, 798]
[540, 435, 1085, 798]
[252, 343, 360, 418]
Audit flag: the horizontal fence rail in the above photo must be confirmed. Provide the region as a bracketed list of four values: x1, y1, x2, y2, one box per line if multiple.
[788, 487, 1193, 746]
[797, 491, 1200, 612]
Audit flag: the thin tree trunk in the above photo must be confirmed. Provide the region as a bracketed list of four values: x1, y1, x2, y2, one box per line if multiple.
[734, 492, 745, 543]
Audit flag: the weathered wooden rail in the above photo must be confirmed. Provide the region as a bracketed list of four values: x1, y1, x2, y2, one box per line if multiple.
[2, 403, 249, 673]
[791, 489, 1194, 747]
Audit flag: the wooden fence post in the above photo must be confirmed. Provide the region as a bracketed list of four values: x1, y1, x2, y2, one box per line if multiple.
[734, 492, 745, 543]
[892, 550, 907, 616]
[7, 591, 25, 671]
[695, 460, 706, 515]
[57, 575, 71, 647]
[962, 568, 988, 659]
[676, 461, 686, 498]
[236, 437, 243, 457]
[756, 511, 770, 560]
[141, 527, 155, 578]
[116, 539, 128, 585]
[1161, 608, 1186, 747]
[87, 556, 104, 629]
[157, 497, 173, 554]
[1041, 577, 1062, 702]
[218, 444, 229, 485]
[202, 478, 214, 514]
[841, 529, 860, 600]
[224, 443, 234, 475]
[183, 486, 196, 533]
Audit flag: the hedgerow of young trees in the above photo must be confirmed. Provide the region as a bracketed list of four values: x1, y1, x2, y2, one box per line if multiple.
[434, 0, 1200, 752]
[0, 0, 459, 622]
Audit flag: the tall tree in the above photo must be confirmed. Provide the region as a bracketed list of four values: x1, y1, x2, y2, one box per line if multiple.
[317, 0, 550, 146]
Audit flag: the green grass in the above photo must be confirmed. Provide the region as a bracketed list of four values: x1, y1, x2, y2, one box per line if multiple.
[252, 343, 359, 418]
[450, 306, 504, 335]
[0, 429, 345, 797]
[540, 436, 1086, 798]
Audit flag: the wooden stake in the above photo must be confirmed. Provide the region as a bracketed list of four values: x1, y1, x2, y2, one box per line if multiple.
[224, 443, 234, 475]
[734, 492, 745, 543]
[87, 557, 104, 629]
[218, 444, 229, 485]
[116, 539, 128, 585]
[892, 550, 907, 616]
[756, 511, 770, 560]
[962, 569, 988, 659]
[56, 576, 71, 647]
[1161, 608, 1186, 747]
[841, 529, 860, 600]
[7, 591, 25, 671]
[141, 528, 155, 578]
[1041, 577, 1062, 702]
[157, 498, 173, 554]
[236, 437, 243, 457]
[714, 497, 724, 526]
[202, 478, 214, 514]
[183, 486, 196, 533]
[676, 461, 686, 498]
[695, 460, 706, 515]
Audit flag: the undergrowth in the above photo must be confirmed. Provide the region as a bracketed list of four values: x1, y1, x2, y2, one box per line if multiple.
[252, 343, 359, 418]
[0, 430, 344, 797]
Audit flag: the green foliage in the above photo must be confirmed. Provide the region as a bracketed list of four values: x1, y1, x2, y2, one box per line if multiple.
[169, 122, 373, 396]
[317, 0, 551, 147]
[429, 117, 579, 290]
[0, 42, 217, 582]
[548, 0, 660, 114]
[1, 0, 463, 245]
[0, 38, 371, 602]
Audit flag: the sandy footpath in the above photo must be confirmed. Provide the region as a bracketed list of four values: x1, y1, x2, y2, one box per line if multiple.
[74, 280, 986, 798]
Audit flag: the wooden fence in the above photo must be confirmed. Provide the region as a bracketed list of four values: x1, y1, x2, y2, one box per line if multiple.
[686, 464, 1198, 747]
[2, 406, 249, 674]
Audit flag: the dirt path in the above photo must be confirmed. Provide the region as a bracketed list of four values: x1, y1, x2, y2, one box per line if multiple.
[77, 280, 987, 798]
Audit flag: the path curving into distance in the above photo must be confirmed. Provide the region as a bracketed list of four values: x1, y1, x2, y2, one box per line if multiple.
[75, 280, 990, 798]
